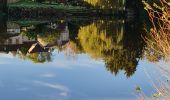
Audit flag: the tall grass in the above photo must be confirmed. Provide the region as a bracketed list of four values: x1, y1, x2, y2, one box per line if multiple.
[143, 0, 170, 61]
[140, 0, 170, 99]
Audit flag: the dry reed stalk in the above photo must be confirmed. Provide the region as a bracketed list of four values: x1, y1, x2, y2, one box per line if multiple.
[137, 0, 170, 99]
[143, 0, 170, 60]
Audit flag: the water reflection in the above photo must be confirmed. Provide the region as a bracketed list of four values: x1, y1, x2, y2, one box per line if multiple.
[84, 0, 125, 10]
[0, 15, 146, 77]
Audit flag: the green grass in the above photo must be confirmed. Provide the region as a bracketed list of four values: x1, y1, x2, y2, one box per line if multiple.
[13, 20, 49, 26]
[8, 0, 85, 11]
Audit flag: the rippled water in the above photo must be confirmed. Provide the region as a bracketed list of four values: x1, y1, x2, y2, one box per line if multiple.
[0, 15, 162, 100]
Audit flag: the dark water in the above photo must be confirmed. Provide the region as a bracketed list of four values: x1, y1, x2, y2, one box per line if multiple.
[0, 15, 161, 100]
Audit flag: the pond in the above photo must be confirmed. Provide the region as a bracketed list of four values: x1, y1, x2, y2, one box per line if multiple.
[0, 14, 164, 100]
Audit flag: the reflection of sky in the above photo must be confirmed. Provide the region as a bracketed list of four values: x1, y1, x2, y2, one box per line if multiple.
[0, 51, 161, 100]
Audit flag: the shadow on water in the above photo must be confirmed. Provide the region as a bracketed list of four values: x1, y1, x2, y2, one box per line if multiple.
[0, 14, 146, 77]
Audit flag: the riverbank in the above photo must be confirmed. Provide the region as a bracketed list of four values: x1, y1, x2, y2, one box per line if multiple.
[8, 1, 83, 11]
[8, 1, 126, 17]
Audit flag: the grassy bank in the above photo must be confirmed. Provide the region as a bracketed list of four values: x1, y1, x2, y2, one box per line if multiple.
[8, 1, 84, 11]
[8, 1, 126, 17]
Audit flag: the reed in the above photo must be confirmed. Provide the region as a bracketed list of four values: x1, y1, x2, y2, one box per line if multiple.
[143, 0, 170, 61]
[139, 0, 170, 99]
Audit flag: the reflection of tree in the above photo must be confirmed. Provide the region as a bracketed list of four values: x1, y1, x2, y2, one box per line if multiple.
[20, 22, 65, 46]
[37, 31, 60, 46]
[84, 0, 125, 9]
[1, 21, 62, 63]
[17, 22, 64, 63]
[28, 52, 52, 63]
[18, 51, 52, 63]
[104, 48, 139, 77]
[77, 20, 145, 77]
[0, 17, 145, 75]
[78, 20, 124, 59]
[21, 30, 37, 40]
[36, 23, 62, 45]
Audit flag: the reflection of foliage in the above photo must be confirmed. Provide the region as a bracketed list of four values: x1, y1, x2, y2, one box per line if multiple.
[17, 47, 53, 63]
[21, 22, 63, 45]
[21, 31, 37, 39]
[20, 47, 30, 55]
[77, 20, 144, 77]
[16, 22, 64, 63]
[0, 18, 145, 76]
[36, 23, 63, 45]
[84, 0, 125, 9]
[105, 50, 138, 77]
[27, 52, 52, 63]
[78, 20, 124, 59]
[38, 32, 60, 45]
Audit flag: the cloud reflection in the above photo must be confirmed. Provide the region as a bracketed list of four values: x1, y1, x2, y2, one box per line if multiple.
[33, 80, 70, 97]
[40, 73, 56, 78]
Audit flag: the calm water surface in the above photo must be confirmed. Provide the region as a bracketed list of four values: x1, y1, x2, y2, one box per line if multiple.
[0, 15, 162, 100]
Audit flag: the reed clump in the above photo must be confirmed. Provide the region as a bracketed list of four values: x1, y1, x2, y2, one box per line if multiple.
[143, 0, 170, 61]
[138, 0, 170, 99]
